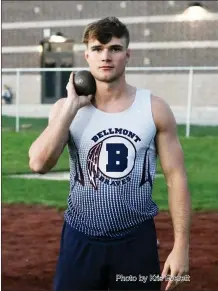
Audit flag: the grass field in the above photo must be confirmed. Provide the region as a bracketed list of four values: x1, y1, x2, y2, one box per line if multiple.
[2, 115, 218, 137]
[2, 116, 218, 211]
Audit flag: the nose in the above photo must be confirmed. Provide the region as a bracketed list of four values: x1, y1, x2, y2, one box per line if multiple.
[101, 49, 112, 62]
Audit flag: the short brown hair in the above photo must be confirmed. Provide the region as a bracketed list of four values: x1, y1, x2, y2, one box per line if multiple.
[82, 16, 130, 47]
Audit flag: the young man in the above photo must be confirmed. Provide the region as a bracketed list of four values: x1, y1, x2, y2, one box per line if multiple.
[29, 17, 191, 291]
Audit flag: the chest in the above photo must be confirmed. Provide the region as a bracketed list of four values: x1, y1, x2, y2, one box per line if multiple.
[69, 106, 156, 155]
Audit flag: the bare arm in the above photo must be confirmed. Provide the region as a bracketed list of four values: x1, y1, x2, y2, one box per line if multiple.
[28, 98, 77, 173]
[152, 96, 191, 290]
[28, 72, 93, 174]
[152, 95, 191, 248]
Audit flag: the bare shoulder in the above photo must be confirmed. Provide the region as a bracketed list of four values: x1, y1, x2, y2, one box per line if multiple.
[151, 95, 171, 114]
[53, 97, 67, 108]
[49, 98, 67, 123]
[151, 95, 177, 132]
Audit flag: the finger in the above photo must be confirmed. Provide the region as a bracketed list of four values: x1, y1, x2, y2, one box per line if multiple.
[67, 73, 77, 96]
[79, 95, 93, 107]
[66, 72, 73, 90]
[82, 94, 93, 103]
[175, 270, 185, 287]
[69, 72, 74, 83]
[162, 261, 170, 279]
[165, 270, 177, 291]
[166, 277, 174, 290]
[87, 94, 94, 101]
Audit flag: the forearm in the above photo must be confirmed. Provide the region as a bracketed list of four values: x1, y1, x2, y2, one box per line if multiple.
[29, 100, 78, 172]
[167, 170, 192, 249]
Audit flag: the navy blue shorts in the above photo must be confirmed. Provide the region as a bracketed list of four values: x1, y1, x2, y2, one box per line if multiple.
[53, 218, 161, 290]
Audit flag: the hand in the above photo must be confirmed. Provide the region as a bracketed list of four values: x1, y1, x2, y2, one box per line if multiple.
[161, 246, 189, 290]
[66, 72, 93, 109]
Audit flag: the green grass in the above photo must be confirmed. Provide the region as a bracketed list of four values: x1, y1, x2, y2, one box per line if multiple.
[154, 136, 218, 210]
[2, 177, 69, 209]
[2, 115, 218, 137]
[2, 116, 218, 211]
[153, 171, 218, 211]
[2, 131, 69, 174]
[2, 116, 48, 132]
[177, 124, 218, 137]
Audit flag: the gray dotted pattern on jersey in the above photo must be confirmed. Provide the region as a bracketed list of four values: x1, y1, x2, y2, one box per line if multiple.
[64, 89, 159, 237]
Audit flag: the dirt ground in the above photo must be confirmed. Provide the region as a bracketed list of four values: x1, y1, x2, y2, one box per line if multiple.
[2, 204, 218, 291]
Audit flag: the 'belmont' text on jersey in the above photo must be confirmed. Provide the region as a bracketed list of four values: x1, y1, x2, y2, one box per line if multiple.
[92, 128, 141, 143]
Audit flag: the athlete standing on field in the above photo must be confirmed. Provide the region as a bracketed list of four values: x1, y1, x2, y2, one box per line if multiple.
[29, 17, 191, 291]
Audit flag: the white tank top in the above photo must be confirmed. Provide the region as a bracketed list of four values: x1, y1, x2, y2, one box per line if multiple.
[64, 88, 159, 237]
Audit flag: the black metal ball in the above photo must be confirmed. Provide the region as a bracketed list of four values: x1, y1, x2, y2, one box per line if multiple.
[73, 70, 96, 96]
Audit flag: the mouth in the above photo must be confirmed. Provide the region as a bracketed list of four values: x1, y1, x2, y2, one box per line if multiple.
[99, 66, 114, 69]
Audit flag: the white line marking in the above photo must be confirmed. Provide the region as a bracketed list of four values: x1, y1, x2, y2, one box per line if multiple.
[2, 13, 218, 30]
[3, 40, 218, 54]
[9, 172, 164, 181]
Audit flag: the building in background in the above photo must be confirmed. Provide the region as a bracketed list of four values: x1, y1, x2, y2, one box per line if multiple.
[2, 1, 218, 124]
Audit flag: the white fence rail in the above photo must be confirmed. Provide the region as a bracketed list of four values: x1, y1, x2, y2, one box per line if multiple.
[2, 66, 218, 135]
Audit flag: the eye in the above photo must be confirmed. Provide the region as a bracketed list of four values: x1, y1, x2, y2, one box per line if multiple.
[92, 47, 102, 52]
[111, 47, 123, 52]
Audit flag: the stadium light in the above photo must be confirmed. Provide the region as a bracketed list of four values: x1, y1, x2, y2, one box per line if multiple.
[183, 2, 209, 20]
[49, 32, 67, 43]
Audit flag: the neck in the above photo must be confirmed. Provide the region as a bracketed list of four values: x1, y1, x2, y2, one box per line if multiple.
[94, 76, 130, 105]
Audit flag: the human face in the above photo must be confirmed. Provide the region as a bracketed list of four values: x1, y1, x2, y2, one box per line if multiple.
[84, 37, 130, 83]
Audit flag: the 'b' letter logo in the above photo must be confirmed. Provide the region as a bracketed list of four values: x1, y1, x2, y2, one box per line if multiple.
[106, 143, 128, 172]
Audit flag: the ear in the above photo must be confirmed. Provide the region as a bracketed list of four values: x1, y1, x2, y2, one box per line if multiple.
[84, 49, 89, 61]
[126, 48, 131, 63]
